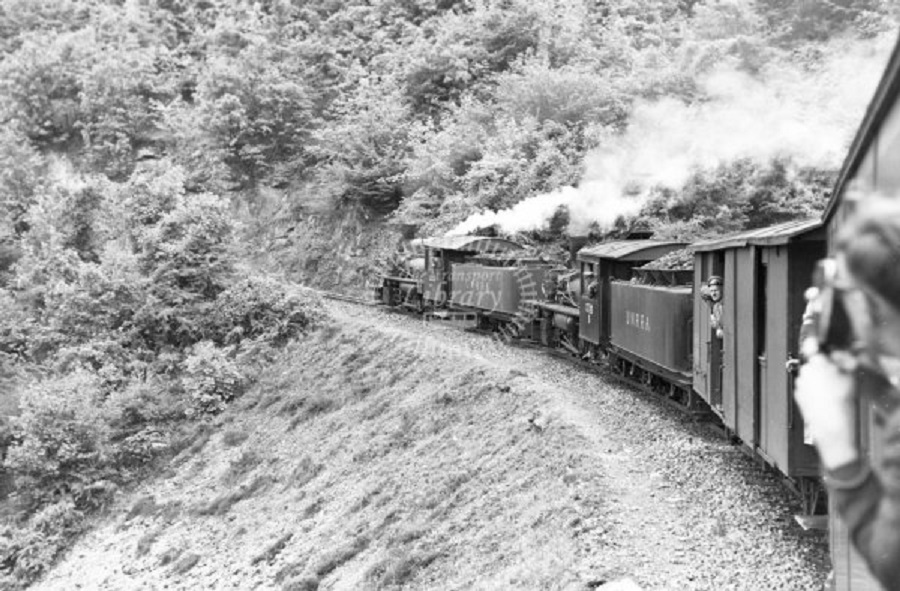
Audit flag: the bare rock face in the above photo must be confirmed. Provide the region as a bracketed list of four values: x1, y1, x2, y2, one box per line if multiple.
[258, 208, 408, 295]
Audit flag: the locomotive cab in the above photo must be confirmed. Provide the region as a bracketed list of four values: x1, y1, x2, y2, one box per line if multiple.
[378, 235, 524, 312]
[576, 240, 687, 352]
[415, 235, 526, 309]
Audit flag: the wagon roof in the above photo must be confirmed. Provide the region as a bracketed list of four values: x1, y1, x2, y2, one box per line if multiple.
[691, 218, 823, 252]
[577, 240, 687, 262]
[414, 235, 524, 253]
[824, 32, 900, 224]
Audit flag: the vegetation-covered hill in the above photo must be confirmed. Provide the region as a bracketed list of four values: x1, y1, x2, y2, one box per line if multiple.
[0, 1, 898, 587]
[2, 2, 898, 242]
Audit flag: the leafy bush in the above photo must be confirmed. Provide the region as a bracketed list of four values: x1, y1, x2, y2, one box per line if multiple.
[1, 9, 176, 178]
[209, 275, 324, 346]
[0, 31, 89, 147]
[757, 0, 895, 42]
[400, 2, 548, 114]
[35, 262, 144, 365]
[0, 289, 31, 362]
[106, 378, 185, 428]
[181, 341, 246, 416]
[495, 62, 629, 128]
[4, 371, 110, 507]
[196, 40, 314, 187]
[130, 187, 238, 350]
[76, 45, 172, 179]
[0, 499, 84, 587]
[0, 125, 44, 237]
[311, 82, 412, 214]
[639, 158, 834, 240]
[454, 116, 584, 214]
[0, 0, 92, 54]
[136, 191, 235, 295]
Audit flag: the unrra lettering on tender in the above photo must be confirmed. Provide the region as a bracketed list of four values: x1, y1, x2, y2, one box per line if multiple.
[626, 311, 651, 332]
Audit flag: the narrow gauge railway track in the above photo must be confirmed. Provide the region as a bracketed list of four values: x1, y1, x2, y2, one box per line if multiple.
[317, 289, 379, 306]
[325, 290, 719, 425]
[464, 326, 716, 421]
[324, 294, 714, 421]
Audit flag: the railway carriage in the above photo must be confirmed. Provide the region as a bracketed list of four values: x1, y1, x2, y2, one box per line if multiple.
[821, 33, 900, 591]
[692, 220, 826, 512]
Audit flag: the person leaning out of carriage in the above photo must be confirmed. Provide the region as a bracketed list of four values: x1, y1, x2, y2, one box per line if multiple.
[795, 197, 900, 591]
[700, 275, 724, 339]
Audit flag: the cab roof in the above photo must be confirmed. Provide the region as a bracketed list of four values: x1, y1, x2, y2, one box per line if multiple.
[691, 219, 823, 252]
[577, 240, 686, 263]
[414, 236, 524, 253]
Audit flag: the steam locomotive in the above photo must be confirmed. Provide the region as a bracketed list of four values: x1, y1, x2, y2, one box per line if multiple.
[376, 34, 900, 591]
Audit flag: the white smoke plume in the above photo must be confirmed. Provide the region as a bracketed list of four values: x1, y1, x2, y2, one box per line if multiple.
[447, 33, 897, 237]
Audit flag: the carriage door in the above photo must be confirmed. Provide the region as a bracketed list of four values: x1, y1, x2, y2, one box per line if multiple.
[754, 252, 768, 452]
[709, 254, 725, 409]
[579, 261, 601, 345]
[424, 249, 447, 306]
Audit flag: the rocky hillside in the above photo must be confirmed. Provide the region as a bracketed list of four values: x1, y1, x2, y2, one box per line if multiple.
[256, 209, 411, 294]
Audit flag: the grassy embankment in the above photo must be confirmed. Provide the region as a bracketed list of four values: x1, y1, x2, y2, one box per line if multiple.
[36, 313, 606, 590]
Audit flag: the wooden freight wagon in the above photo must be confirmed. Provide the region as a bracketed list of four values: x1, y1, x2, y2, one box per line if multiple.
[820, 33, 900, 591]
[692, 219, 826, 512]
[576, 241, 686, 349]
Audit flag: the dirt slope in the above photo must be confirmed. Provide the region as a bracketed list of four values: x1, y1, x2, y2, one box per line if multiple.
[33, 305, 828, 590]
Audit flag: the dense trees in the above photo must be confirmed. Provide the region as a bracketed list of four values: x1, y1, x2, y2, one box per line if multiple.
[3, 0, 892, 231]
[640, 158, 836, 240]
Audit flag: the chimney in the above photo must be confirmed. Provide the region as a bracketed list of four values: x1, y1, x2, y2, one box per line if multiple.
[568, 236, 589, 267]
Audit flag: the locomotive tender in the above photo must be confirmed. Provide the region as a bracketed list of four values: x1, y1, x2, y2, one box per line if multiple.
[376, 32, 900, 590]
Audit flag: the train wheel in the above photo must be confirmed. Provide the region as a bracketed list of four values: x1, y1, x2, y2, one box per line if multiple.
[641, 370, 652, 387]
[798, 478, 826, 515]
[579, 340, 593, 361]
